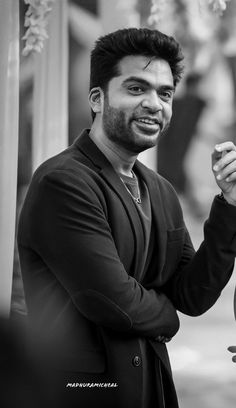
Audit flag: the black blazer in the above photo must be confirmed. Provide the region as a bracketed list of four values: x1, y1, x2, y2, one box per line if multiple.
[18, 130, 236, 408]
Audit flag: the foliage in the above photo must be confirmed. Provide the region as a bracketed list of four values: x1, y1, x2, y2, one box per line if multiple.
[22, 0, 54, 56]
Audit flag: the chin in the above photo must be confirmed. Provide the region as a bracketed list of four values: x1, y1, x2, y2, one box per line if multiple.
[135, 132, 159, 148]
[128, 138, 158, 154]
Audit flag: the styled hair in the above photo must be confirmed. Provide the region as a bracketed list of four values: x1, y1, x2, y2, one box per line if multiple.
[90, 27, 184, 93]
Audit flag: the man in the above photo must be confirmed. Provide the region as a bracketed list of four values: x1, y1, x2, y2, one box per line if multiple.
[18, 28, 236, 408]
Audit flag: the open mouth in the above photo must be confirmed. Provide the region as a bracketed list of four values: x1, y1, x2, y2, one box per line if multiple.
[133, 117, 161, 134]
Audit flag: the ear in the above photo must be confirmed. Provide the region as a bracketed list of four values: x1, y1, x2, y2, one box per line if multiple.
[88, 87, 103, 115]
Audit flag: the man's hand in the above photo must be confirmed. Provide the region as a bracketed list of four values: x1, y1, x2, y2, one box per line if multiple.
[212, 142, 236, 206]
[228, 346, 236, 362]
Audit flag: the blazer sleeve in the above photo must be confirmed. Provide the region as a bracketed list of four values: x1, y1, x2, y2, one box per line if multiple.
[20, 169, 179, 339]
[163, 196, 236, 316]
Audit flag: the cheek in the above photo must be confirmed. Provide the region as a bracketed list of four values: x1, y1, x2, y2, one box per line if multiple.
[164, 105, 172, 121]
[109, 93, 140, 109]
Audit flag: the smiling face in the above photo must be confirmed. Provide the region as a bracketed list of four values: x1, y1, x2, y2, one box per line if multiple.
[100, 55, 174, 154]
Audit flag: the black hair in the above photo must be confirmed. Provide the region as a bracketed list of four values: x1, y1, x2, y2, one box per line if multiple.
[90, 28, 184, 119]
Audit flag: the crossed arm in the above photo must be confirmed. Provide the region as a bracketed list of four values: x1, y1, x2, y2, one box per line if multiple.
[25, 169, 179, 340]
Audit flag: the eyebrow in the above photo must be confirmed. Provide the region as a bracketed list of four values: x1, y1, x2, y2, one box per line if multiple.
[122, 76, 175, 92]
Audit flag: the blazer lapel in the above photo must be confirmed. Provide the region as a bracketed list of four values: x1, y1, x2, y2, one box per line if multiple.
[73, 130, 145, 280]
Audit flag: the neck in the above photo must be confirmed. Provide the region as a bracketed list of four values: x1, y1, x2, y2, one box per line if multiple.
[89, 124, 138, 177]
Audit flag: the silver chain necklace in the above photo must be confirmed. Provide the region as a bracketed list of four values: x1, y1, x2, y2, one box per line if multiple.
[120, 170, 142, 204]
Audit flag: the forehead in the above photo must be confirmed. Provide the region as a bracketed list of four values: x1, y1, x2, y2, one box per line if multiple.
[116, 55, 174, 86]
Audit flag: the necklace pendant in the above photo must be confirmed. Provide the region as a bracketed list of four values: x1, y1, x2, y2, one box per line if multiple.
[135, 197, 141, 204]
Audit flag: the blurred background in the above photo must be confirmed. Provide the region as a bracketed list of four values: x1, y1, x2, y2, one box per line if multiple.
[0, 0, 236, 407]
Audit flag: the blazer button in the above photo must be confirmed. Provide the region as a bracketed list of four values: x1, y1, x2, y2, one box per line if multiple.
[132, 355, 141, 367]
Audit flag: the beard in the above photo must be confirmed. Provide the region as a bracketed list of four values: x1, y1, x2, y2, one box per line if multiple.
[102, 96, 165, 154]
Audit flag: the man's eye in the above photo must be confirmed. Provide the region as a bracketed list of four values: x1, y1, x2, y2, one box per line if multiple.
[128, 86, 143, 94]
[160, 91, 173, 101]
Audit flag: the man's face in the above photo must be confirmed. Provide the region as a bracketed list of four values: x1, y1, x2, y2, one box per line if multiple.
[101, 55, 174, 154]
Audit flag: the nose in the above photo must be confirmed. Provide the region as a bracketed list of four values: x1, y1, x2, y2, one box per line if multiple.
[141, 91, 162, 113]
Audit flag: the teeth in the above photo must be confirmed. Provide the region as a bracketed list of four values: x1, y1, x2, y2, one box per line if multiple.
[137, 118, 157, 125]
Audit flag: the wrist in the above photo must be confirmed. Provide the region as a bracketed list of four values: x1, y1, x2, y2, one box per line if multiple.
[218, 192, 236, 206]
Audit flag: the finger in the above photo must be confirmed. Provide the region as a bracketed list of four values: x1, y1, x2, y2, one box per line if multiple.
[212, 142, 236, 165]
[212, 149, 223, 164]
[212, 148, 228, 166]
[225, 171, 236, 183]
[228, 347, 236, 361]
[215, 141, 236, 153]
[228, 346, 236, 353]
[215, 163, 236, 182]
[213, 150, 236, 172]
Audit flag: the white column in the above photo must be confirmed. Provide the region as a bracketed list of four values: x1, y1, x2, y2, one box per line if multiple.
[32, 0, 68, 171]
[0, 0, 19, 317]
